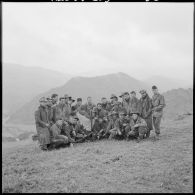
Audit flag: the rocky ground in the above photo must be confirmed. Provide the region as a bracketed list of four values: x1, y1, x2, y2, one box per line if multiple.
[2, 115, 193, 193]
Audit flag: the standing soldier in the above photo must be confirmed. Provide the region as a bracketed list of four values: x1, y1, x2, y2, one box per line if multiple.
[122, 92, 131, 116]
[63, 94, 72, 121]
[101, 97, 112, 112]
[139, 90, 153, 138]
[127, 111, 148, 142]
[80, 96, 96, 130]
[151, 85, 166, 140]
[92, 103, 108, 140]
[74, 98, 83, 113]
[34, 97, 51, 150]
[110, 94, 122, 113]
[130, 91, 140, 114]
[119, 92, 125, 107]
[55, 97, 66, 122]
[46, 97, 56, 125]
[51, 94, 58, 107]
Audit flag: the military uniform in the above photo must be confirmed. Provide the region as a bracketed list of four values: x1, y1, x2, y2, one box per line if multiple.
[128, 115, 148, 140]
[80, 103, 96, 119]
[92, 106, 108, 139]
[34, 105, 51, 149]
[151, 93, 166, 135]
[139, 91, 153, 137]
[101, 102, 112, 112]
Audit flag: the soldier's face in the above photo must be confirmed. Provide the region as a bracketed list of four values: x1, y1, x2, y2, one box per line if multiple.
[77, 100, 82, 106]
[40, 101, 45, 107]
[101, 98, 107, 104]
[130, 93, 136, 98]
[124, 94, 130, 100]
[47, 100, 52, 106]
[64, 98, 69, 103]
[97, 104, 102, 110]
[87, 97, 92, 104]
[112, 97, 117, 103]
[141, 92, 147, 98]
[72, 119, 77, 124]
[152, 89, 158, 95]
[132, 114, 138, 120]
[54, 96, 58, 102]
[60, 99, 65, 104]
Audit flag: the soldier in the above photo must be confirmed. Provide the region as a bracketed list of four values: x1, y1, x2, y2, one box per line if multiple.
[51, 93, 58, 106]
[55, 97, 66, 122]
[74, 98, 83, 113]
[139, 90, 153, 138]
[46, 97, 56, 125]
[50, 119, 70, 145]
[151, 85, 166, 140]
[34, 97, 51, 151]
[92, 103, 108, 140]
[122, 92, 131, 116]
[130, 91, 140, 114]
[101, 97, 112, 112]
[68, 116, 88, 142]
[80, 96, 96, 119]
[119, 92, 125, 107]
[127, 111, 148, 142]
[108, 111, 126, 140]
[63, 94, 72, 121]
[110, 94, 122, 113]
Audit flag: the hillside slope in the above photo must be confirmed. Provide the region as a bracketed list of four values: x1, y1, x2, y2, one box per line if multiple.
[2, 116, 193, 193]
[3, 63, 71, 116]
[7, 72, 150, 124]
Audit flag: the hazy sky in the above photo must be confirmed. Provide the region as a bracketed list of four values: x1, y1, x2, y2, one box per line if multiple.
[3, 3, 193, 82]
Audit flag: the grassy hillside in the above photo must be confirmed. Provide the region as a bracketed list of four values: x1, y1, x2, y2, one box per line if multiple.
[2, 115, 193, 193]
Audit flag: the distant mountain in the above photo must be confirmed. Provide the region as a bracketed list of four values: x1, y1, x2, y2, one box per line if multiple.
[3, 63, 72, 116]
[7, 72, 150, 124]
[143, 75, 192, 93]
[162, 88, 193, 119]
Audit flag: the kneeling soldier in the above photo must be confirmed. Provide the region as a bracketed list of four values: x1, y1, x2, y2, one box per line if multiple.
[127, 111, 148, 142]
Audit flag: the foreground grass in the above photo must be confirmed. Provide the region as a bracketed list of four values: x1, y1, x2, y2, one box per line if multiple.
[2, 116, 193, 193]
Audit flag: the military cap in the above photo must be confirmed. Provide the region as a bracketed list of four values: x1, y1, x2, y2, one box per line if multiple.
[64, 94, 70, 99]
[152, 85, 158, 89]
[97, 102, 102, 106]
[51, 94, 58, 98]
[119, 92, 125, 98]
[59, 97, 65, 100]
[77, 98, 82, 102]
[110, 94, 118, 99]
[101, 97, 107, 100]
[130, 91, 136, 94]
[39, 97, 47, 102]
[139, 89, 147, 94]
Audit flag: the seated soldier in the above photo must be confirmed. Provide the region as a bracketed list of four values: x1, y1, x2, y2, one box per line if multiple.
[50, 120, 70, 144]
[68, 116, 88, 142]
[109, 111, 130, 140]
[127, 111, 148, 142]
[92, 103, 108, 140]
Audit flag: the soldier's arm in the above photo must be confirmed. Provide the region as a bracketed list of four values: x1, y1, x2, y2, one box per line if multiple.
[155, 95, 166, 111]
[34, 110, 47, 127]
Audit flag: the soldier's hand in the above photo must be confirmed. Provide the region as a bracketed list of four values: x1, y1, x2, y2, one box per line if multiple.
[134, 124, 139, 128]
[45, 123, 50, 127]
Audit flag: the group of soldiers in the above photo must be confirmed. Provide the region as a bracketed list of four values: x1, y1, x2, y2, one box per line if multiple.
[34, 85, 166, 151]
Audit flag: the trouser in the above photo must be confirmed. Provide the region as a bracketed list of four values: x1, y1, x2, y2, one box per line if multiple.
[54, 134, 69, 143]
[153, 116, 162, 135]
[109, 129, 124, 140]
[128, 126, 147, 139]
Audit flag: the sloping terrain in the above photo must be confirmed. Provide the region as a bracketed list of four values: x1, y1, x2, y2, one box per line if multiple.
[2, 115, 193, 193]
[163, 88, 193, 119]
[3, 63, 71, 116]
[7, 72, 150, 125]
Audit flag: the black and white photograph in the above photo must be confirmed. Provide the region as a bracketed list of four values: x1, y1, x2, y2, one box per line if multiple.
[2, 1, 193, 193]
